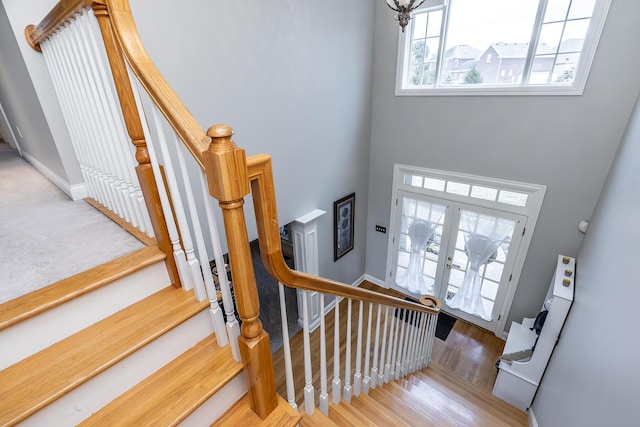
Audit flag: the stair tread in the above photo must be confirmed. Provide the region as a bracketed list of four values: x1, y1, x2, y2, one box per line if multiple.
[0, 286, 207, 426]
[80, 335, 240, 426]
[410, 366, 527, 426]
[350, 391, 411, 427]
[328, 401, 375, 426]
[300, 407, 338, 427]
[0, 246, 165, 331]
[212, 394, 301, 426]
[368, 383, 439, 427]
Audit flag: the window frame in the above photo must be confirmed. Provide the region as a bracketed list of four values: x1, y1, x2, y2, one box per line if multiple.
[394, 0, 612, 96]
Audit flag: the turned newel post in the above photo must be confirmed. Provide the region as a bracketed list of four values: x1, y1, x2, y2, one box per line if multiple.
[204, 124, 277, 419]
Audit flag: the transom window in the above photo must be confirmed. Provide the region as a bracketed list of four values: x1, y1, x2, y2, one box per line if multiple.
[395, 0, 611, 96]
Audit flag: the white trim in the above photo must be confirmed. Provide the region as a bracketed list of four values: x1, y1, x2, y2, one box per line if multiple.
[22, 151, 88, 200]
[394, 0, 612, 97]
[528, 407, 539, 427]
[363, 274, 386, 288]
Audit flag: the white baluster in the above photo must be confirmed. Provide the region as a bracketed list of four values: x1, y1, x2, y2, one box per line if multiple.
[319, 293, 329, 415]
[40, 39, 96, 201]
[128, 72, 191, 294]
[395, 309, 407, 379]
[71, 13, 133, 225]
[405, 311, 416, 374]
[388, 309, 400, 383]
[302, 291, 315, 415]
[384, 308, 395, 383]
[424, 312, 438, 368]
[353, 300, 364, 396]
[173, 136, 226, 345]
[418, 312, 429, 369]
[62, 20, 124, 217]
[343, 298, 352, 403]
[279, 283, 297, 410]
[47, 32, 108, 208]
[149, 106, 202, 294]
[362, 302, 373, 394]
[332, 299, 341, 405]
[409, 312, 421, 373]
[419, 313, 432, 369]
[371, 304, 382, 389]
[199, 172, 240, 361]
[81, 12, 149, 234]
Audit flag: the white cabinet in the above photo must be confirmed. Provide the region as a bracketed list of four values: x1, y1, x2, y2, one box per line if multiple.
[492, 254, 575, 411]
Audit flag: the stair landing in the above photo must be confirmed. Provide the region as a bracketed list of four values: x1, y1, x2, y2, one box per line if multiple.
[301, 362, 527, 427]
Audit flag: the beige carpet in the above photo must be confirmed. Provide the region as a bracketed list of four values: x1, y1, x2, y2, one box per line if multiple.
[0, 142, 145, 303]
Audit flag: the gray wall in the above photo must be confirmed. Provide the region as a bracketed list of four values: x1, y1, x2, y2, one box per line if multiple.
[0, 1, 72, 183]
[531, 95, 640, 426]
[126, 0, 375, 284]
[365, 0, 640, 328]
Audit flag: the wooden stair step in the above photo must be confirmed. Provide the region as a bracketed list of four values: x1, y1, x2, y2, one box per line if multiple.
[212, 394, 301, 426]
[368, 383, 439, 426]
[300, 407, 338, 426]
[410, 366, 527, 427]
[0, 286, 207, 426]
[327, 401, 375, 426]
[80, 335, 240, 426]
[350, 391, 411, 427]
[0, 246, 166, 331]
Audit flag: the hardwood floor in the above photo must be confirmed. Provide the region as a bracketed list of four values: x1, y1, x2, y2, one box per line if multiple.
[273, 281, 527, 426]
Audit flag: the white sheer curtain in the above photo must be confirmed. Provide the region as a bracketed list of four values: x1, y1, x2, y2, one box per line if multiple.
[397, 199, 446, 294]
[447, 210, 515, 320]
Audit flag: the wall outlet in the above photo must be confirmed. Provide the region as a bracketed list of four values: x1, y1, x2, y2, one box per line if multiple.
[375, 225, 387, 233]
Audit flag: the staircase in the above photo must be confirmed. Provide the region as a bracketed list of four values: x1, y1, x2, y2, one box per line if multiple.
[0, 244, 250, 426]
[7, 0, 529, 424]
[300, 363, 528, 427]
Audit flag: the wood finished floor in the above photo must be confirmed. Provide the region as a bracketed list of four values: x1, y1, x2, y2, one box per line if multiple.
[273, 281, 526, 426]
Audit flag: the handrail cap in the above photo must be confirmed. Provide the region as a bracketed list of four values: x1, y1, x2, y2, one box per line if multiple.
[419, 295, 441, 311]
[207, 124, 234, 139]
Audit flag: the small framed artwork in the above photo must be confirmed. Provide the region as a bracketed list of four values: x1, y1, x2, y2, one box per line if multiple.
[334, 192, 355, 261]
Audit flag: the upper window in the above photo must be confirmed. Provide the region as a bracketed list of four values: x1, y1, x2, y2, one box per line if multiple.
[396, 0, 611, 96]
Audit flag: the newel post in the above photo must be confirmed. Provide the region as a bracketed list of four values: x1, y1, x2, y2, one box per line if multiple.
[204, 125, 277, 419]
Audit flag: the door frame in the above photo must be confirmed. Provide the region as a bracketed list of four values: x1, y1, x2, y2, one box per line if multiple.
[385, 164, 546, 337]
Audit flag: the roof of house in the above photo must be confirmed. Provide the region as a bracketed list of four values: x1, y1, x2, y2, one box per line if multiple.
[557, 38, 584, 53]
[488, 42, 554, 58]
[443, 44, 482, 60]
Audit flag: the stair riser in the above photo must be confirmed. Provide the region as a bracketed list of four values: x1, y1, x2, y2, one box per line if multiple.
[20, 309, 213, 426]
[0, 261, 170, 371]
[180, 374, 247, 426]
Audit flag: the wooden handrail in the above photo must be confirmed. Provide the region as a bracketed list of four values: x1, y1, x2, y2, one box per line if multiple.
[101, 0, 210, 169]
[25, 0, 93, 52]
[247, 153, 441, 315]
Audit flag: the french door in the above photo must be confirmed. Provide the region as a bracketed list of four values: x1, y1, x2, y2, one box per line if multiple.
[389, 191, 526, 332]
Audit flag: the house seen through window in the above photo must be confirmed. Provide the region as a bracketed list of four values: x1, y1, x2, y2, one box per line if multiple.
[397, 0, 611, 95]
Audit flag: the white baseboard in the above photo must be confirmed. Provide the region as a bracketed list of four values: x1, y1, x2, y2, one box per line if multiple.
[528, 407, 539, 427]
[21, 151, 87, 200]
[352, 274, 366, 287]
[363, 274, 386, 288]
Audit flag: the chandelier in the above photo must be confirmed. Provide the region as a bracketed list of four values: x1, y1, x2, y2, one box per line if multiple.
[385, 0, 426, 32]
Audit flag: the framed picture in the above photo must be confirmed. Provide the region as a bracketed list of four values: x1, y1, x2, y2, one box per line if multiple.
[334, 193, 355, 261]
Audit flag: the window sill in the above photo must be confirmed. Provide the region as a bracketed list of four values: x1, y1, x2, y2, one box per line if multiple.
[394, 84, 585, 97]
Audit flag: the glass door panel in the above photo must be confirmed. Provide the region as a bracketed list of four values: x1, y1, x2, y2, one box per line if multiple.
[442, 206, 525, 330]
[392, 192, 450, 296]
